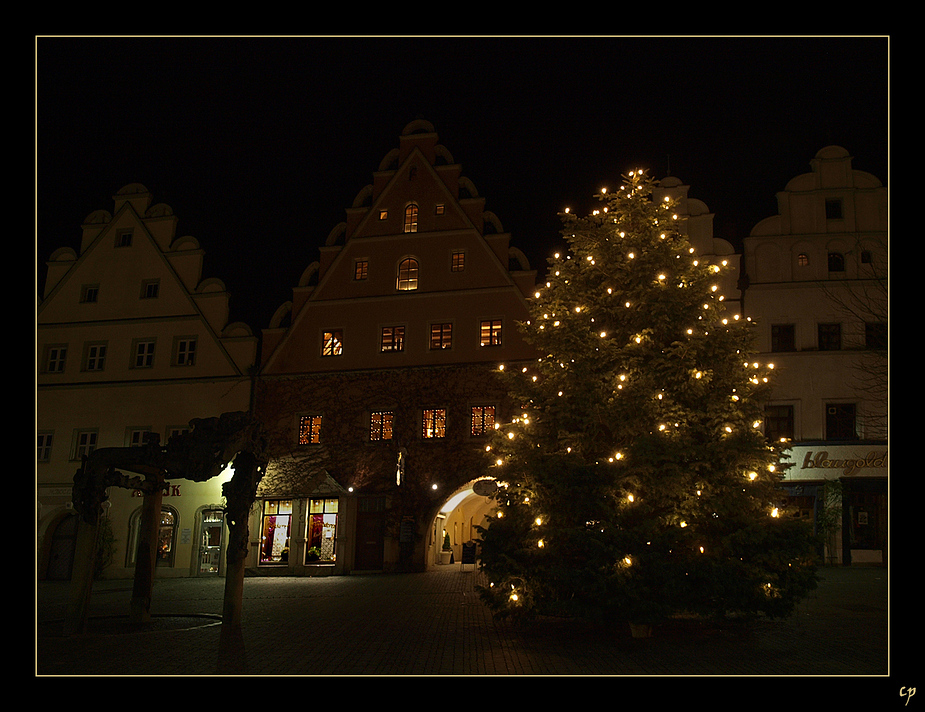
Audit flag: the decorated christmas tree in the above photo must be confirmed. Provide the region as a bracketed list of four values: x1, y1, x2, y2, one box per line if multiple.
[477, 170, 817, 631]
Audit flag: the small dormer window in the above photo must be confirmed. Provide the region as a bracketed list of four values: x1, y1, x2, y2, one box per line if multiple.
[379, 210, 388, 220]
[404, 204, 418, 233]
[116, 229, 133, 247]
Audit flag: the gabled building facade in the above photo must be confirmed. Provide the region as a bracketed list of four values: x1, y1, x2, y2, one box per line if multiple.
[252, 120, 539, 574]
[37, 184, 257, 580]
[743, 146, 888, 565]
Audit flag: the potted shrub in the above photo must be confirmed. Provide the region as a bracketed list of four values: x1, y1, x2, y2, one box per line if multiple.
[440, 532, 453, 564]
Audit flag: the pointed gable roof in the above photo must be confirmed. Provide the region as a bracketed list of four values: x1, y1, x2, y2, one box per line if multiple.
[260, 120, 538, 374]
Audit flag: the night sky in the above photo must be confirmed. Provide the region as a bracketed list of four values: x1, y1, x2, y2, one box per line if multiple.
[36, 36, 889, 332]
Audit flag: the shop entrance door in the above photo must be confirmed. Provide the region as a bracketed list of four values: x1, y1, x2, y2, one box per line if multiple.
[198, 509, 224, 575]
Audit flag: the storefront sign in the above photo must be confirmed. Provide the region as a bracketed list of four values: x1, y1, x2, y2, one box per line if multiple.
[132, 483, 182, 497]
[784, 446, 887, 479]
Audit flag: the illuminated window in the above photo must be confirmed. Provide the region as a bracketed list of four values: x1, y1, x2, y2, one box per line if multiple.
[299, 415, 323, 445]
[259, 500, 292, 565]
[430, 322, 452, 350]
[480, 319, 502, 347]
[422, 409, 446, 439]
[797, 253, 810, 267]
[451, 251, 465, 272]
[354, 260, 368, 280]
[379, 210, 388, 220]
[404, 203, 418, 233]
[471, 405, 495, 436]
[127, 506, 178, 568]
[370, 411, 394, 441]
[397, 258, 419, 290]
[381, 325, 405, 352]
[306, 498, 338, 563]
[435, 203, 445, 215]
[322, 330, 343, 356]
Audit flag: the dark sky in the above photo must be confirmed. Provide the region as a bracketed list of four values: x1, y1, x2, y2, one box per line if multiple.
[36, 36, 889, 331]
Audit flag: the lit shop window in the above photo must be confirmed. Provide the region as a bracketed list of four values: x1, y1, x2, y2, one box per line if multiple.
[306, 498, 338, 563]
[370, 411, 394, 441]
[404, 203, 419, 233]
[126, 506, 177, 568]
[322, 330, 344, 356]
[397, 258, 419, 291]
[260, 500, 292, 565]
[471, 405, 496, 436]
[422, 409, 446, 439]
[299, 415, 322, 445]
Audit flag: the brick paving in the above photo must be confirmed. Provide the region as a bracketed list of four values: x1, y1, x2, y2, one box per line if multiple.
[37, 565, 891, 678]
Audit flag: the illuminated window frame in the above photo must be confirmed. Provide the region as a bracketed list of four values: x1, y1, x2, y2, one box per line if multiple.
[404, 203, 419, 233]
[470, 405, 496, 436]
[430, 322, 452, 350]
[451, 250, 465, 272]
[370, 411, 394, 441]
[397, 258, 419, 291]
[322, 330, 344, 357]
[299, 415, 323, 445]
[422, 409, 447, 439]
[380, 325, 405, 353]
[480, 319, 502, 347]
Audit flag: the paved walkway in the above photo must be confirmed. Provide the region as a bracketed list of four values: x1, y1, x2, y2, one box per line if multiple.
[37, 565, 891, 677]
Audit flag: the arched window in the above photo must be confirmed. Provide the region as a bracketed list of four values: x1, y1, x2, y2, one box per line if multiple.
[397, 257, 419, 291]
[797, 253, 810, 267]
[127, 505, 178, 568]
[403, 204, 418, 233]
[827, 252, 845, 272]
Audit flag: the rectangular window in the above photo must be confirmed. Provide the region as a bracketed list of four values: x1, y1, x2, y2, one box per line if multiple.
[825, 198, 843, 220]
[471, 405, 496, 436]
[354, 260, 369, 280]
[299, 415, 323, 445]
[80, 284, 99, 303]
[126, 429, 155, 447]
[84, 343, 107, 371]
[176, 338, 197, 365]
[865, 322, 887, 350]
[141, 279, 160, 299]
[259, 500, 293, 565]
[771, 324, 796, 352]
[480, 319, 503, 347]
[451, 251, 465, 272]
[37, 432, 53, 461]
[133, 340, 156, 368]
[422, 409, 446, 439]
[818, 323, 842, 351]
[764, 405, 794, 442]
[380, 325, 405, 353]
[435, 204, 445, 215]
[430, 323, 452, 350]
[322, 330, 343, 357]
[116, 229, 133, 247]
[379, 210, 388, 220]
[74, 430, 97, 460]
[370, 411, 394, 441]
[306, 498, 338, 563]
[45, 345, 67, 373]
[826, 403, 857, 441]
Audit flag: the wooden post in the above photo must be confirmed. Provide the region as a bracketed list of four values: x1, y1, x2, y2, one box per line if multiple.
[63, 514, 100, 636]
[131, 477, 164, 622]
